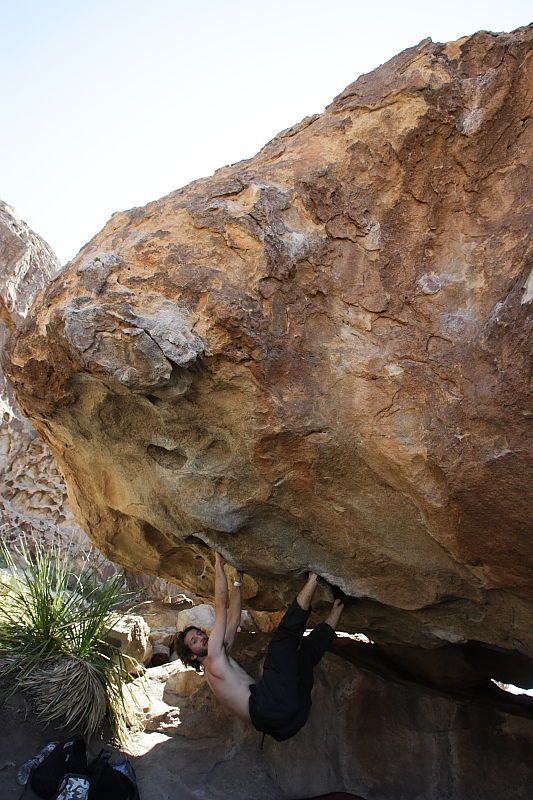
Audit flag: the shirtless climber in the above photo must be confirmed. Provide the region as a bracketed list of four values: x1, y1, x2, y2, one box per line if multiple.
[176, 552, 345, 741]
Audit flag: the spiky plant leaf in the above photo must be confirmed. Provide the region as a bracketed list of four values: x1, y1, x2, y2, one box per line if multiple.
[0, 537, 141, 742]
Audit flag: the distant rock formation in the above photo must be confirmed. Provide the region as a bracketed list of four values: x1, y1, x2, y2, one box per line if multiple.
[4, 27, 533, 696]
[0, 200, 60, 327]
[0, 200, 82, 549]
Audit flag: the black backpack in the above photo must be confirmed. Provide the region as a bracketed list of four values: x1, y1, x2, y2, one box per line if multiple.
[18, 736, 139, 800]
[88, 748, 140, 800]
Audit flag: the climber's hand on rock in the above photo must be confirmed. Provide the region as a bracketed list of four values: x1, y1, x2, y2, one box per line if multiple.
[215, 551, 226, 570]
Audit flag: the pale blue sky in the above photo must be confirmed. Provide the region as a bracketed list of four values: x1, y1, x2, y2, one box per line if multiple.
[2, 1, 531, 263]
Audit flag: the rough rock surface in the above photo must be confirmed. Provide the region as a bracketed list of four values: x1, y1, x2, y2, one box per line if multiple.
[107, 613, 153, 670]
[176, 603, 216, 632]
[0, 201, 88, 552]
[0, 201, 190, 598]
[4, 28, 533, 688]
[0, 200, 60, 327]
[126, 634, 532, 800]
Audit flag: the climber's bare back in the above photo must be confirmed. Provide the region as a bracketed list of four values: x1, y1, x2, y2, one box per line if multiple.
[203, 649, 254, 722]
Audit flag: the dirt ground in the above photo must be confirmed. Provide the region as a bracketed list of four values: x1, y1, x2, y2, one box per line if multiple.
[0, 694, 174, 800]
[0, 693, 61, 799]
[0, 694, 365, 800]
[0, 694, 130, 799]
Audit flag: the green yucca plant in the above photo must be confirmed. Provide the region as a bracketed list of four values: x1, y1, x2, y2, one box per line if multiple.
[0, 538, 140, 742]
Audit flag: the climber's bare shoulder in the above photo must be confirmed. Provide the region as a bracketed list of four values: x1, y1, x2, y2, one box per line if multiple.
[203, 649, 254, 723]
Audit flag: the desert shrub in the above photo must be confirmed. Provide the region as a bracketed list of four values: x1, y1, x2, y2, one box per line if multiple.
[0, 538, 140, 742]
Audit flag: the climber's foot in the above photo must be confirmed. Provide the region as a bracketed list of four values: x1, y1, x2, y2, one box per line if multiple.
[325, 598, 345, 630]
[297, 571, 320, 611]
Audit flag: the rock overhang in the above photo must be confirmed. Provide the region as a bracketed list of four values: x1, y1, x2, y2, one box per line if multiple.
[4, 26, 533, 693]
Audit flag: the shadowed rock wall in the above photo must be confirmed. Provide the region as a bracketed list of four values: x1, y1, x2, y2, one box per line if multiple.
[131, 634, 533, 800]
[4, 28, 533, 686]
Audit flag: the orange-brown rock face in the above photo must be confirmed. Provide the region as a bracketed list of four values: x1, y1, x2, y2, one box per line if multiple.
[5, 29, 533, 680]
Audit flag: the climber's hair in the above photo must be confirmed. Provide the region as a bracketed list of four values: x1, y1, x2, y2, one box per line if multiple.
[175, 625, 205, 673]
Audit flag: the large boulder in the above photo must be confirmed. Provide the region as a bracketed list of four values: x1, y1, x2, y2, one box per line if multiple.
[0, 201, 189, 597]
[4, 28, 533, 691]
[177, 603, 216, 633]
[107, 613, 153, 669]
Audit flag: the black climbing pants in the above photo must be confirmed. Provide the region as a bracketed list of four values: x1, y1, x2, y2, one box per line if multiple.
[248, 599, 336, 741]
